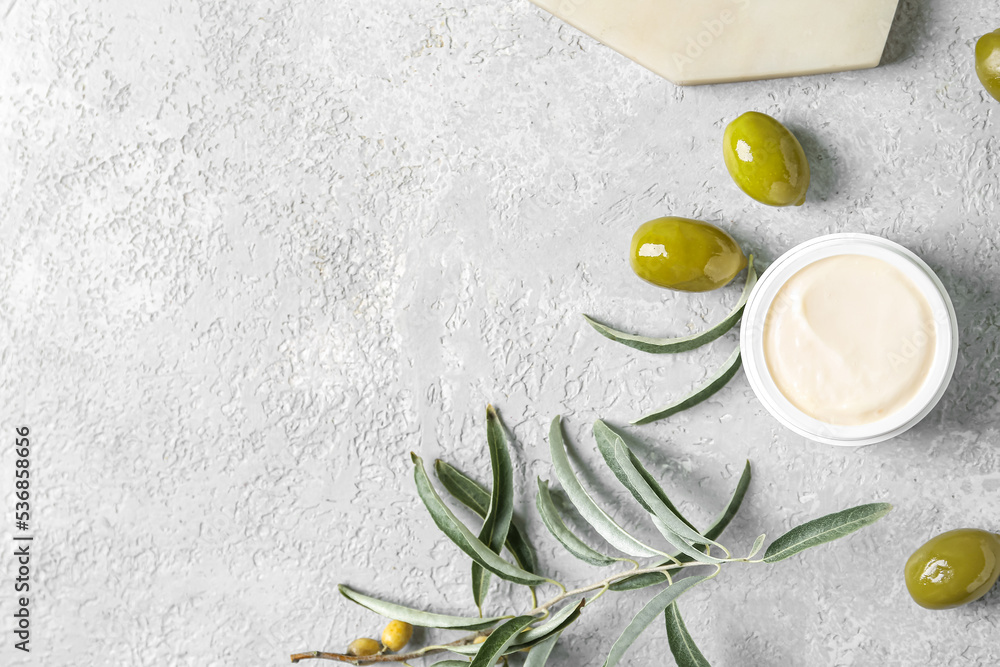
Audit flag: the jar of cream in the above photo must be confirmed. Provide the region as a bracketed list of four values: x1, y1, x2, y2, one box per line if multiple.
[740, 234, 958, 446]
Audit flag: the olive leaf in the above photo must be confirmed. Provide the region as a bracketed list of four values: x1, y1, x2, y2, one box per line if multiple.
[609, 461, 751, 592]
[445, 600, 584, 657]
[633, 347, 742, 425]
[469, 616, 536, 667]
[548, 416, 665, 558]
[595, 422, 718, 553]
[747, 534, 766, 560]
[435, 459, 537, 574]
[472, 405, 516, 612]
[523, 633, 560, 667]
[583, 256, 756, 355]
[511, 600, 584, 648]
[664, 603, 711, 667]
[607, 570, 671, 592]
[338, 585, 508, 631]
[763, 503, 893, 563]
[602, 575, 711, 667]
[430, 661, 472, 667]
[701, 460, 752, 543]
[592, 420, 698, 533]
[611, 441, 724, 564]
[411, 453, 552, 587]
[536, 479, 619, 567]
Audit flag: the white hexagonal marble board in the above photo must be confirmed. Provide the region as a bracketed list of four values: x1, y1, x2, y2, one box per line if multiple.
[530, 0, 901, 85]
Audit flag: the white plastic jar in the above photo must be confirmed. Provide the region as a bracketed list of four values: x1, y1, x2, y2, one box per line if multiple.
[740, 234, 958, 446]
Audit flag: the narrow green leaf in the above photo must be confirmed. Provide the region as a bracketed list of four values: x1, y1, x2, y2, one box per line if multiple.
[633, 347, 742, 425]
[548, 416, 664, 558]
[702, 460, 751, 542]
[596, 423, 707, 552]
[537, 479, 619, 567]
[470, 616, 536, 667]
[592, 420, 698, 533]
[664, 603, 711, 667]
[512, 600, 584, 648]
[584, 256, 756, 354]
[610, 461, 752, 592]
[411, 453, 550, 587]
[611, 441, 724, 564]
[602, 575, 710, 667]
[747, 534, 766, 559]
[430, 662, 472, 667]
[338, 585, 507, 631]
[442, 645, 484, 657]
[763, 503, 893, 564]
[472, 405, 516, 611]
[446, 599, 584, 657]
[607, 571, 671, 592]
[523, 633, 560, 667]
[435, 459, 538, 574]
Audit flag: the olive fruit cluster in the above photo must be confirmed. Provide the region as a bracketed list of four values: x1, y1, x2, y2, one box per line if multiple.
[345, 620, 413, 657]
[628, 110, 803, 293]
[630, 28, 1000, 294]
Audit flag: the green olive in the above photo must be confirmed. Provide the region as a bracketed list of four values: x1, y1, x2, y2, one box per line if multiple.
[904, 528, 1000, 610]
[629, 217, 746, 292]
[723, 111, 810, 207]
[976, 29, 1000, 102]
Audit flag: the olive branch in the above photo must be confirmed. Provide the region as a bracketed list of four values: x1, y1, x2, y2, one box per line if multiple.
[290, 406, 891, 666]
[291, 258, 889, 665]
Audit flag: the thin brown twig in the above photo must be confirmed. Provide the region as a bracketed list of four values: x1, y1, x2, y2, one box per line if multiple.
[290, 631, 483, 664]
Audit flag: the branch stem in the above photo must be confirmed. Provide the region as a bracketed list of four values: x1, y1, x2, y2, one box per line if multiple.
[527, 560, 710, 615]
[290, 560, 722, 664]
[290, 632, 483, 664]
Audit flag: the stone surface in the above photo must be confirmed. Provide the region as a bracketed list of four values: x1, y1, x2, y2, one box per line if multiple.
[530, 0, 901, 85]
[0, 0, 998, 665]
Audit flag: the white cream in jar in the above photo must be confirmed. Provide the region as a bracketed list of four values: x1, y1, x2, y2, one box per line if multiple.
[762, 254, 936, 426]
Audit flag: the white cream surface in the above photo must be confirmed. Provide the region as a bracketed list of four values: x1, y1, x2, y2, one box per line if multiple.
[764, 255, 936, 426]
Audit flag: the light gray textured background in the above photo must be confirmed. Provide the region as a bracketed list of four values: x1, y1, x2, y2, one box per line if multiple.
[1, 1, 998, 665]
